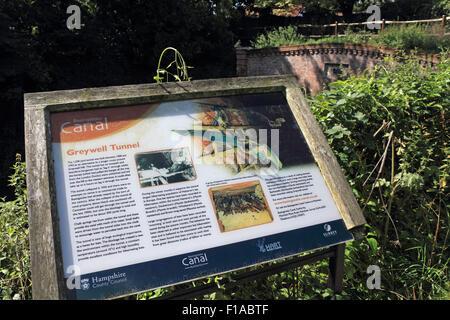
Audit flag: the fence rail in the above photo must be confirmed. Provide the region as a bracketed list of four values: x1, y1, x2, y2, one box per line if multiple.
[306, 33, 450, 39]
[238, 15, 449, 44]
[291, 15, 449, 38]
[295, 15, 448, 29]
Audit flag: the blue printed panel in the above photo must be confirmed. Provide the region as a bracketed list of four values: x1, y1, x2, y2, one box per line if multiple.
[70, 219, 352, 299]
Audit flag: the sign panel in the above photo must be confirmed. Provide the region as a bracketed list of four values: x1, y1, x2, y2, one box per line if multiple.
[49, 91, 353, 299]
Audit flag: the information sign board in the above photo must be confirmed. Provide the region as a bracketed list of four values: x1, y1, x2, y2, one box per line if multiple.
[24, 76, 366, 299]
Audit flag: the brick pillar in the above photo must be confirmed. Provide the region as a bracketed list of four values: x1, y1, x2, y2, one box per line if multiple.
[235, 47, 251, 77]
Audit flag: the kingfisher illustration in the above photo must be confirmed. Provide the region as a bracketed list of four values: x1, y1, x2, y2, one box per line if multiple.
[172, 102, 283, 173]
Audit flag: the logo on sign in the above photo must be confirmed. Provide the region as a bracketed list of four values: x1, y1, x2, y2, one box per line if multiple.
[182, 253, 208, 269]
[323, 224, 338, 237]
[257, 238, 282, 253]
[81, 278, 90, 290]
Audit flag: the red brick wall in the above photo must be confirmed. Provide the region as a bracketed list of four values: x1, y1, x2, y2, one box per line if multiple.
[236, 43, 440, 95]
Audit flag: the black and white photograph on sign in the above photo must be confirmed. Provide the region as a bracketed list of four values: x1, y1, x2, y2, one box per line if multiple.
[135, 148, 196, 187]
[209, 180, 273, 232]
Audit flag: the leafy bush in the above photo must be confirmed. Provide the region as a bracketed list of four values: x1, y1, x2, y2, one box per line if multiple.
[0, 155, 31, 300]
[307, 54, 449, 299]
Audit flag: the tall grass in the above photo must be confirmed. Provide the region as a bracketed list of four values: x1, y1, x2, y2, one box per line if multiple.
[251, 24, 450, 54]
[251, 25, 308, 48]
[375, 24, 450, 53]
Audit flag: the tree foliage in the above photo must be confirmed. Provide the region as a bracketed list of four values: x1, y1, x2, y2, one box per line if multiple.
[252, 0, 449, 21]
[0, 0, 239, 198]
[253, 0, 358, 21]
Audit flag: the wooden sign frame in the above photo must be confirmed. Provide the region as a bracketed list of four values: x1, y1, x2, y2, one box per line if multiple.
[24, 75, 366, 299]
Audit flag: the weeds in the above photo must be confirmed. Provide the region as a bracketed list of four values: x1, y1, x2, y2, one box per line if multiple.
[154, 47, 192, 83]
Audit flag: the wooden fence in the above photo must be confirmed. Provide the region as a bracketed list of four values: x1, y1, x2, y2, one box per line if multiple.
[296, 15, 449, 37]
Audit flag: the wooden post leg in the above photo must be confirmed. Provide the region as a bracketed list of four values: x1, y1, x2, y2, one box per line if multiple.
[442, 15, 447, 35]
[327, 243, 345, 294]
